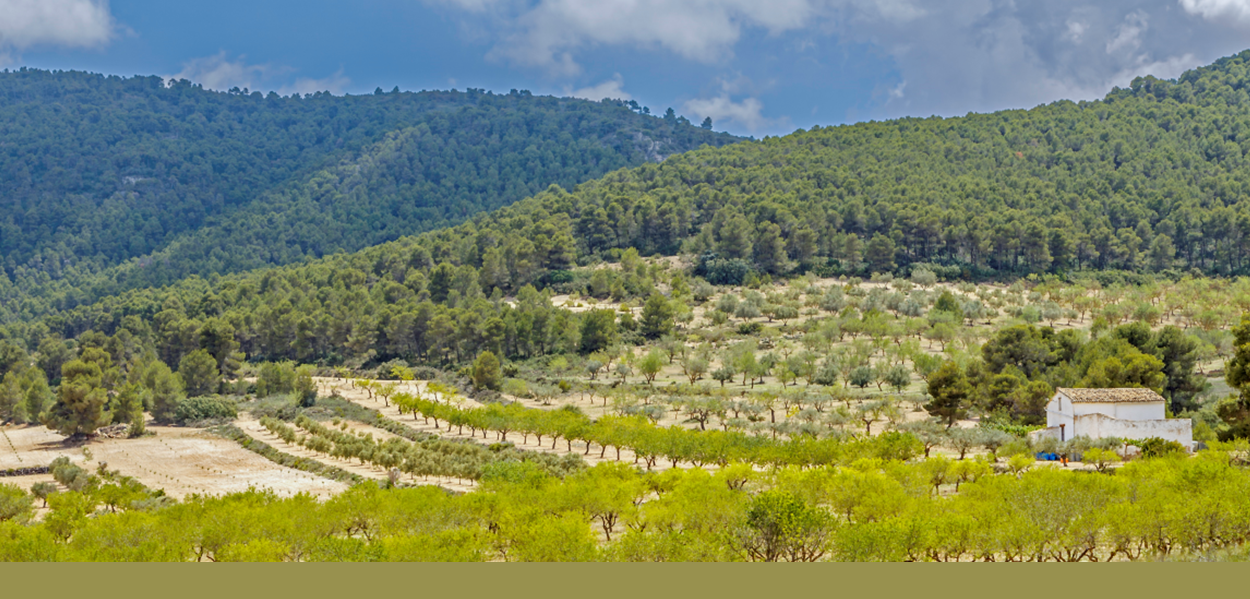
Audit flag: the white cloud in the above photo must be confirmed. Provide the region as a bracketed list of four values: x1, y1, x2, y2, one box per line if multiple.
[278, 69, 351, 96]
[565, 73, 630, 101]
[1108, 52, 1200, 86]
[1105, 11, 1147, 54]
[1066, 19, 1088, 43]
[0, 0, 116, 64]
[683, 94, 773, 132]
[817, 1, 1234, 119]
[716, 73, 758, 95]
[434, 0, 1250, 122]
[169, 52, 276, 91]
[457, 0, 823, 75]
[169, 53, 350, 96]
[1180, 0, 1250, 24]
[888, 80, 906, 99]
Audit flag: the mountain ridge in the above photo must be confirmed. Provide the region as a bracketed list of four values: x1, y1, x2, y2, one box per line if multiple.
[11, 51, 1250, 362]
[0, 68, 740, 321]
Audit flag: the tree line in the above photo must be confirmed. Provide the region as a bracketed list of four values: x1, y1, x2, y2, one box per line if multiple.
[3, 446, 1250, 561]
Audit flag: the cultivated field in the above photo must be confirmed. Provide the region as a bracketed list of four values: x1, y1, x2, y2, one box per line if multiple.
[2, 422, 347, 499]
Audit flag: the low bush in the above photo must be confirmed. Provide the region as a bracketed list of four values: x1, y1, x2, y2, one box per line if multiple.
[176, 396, 238, 425]
[0, 483, 34, 523]
[737, 322, 764, 335]
[1138, 437, 1188, 459]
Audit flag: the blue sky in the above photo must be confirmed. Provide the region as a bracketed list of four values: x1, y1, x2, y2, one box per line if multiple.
[6, 1, 1250, 136]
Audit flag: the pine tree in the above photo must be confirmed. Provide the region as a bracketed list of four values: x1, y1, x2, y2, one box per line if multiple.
[42, 360, 111, 438]
[579, 310, 619, 355]
[469, 351, 502, 392]
[718, 215, 754, 260]
[1220, 314, 1250, 439]
[640, 293, 675, 339]
[865, 233, 897, 274]
[179, 349, 219, 397]
[924, 362, 971, 428]
[753, 222, 789, 274]
[0, 373, 23, 423]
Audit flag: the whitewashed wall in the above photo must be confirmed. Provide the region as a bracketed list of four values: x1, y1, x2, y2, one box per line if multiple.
[1071, 412, 1192, 448]
[1047, 396, 1166, 428]
[1072, 401, 1164, 421]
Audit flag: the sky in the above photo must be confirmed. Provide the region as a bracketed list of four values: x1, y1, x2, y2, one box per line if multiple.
[5, 1, 1250, 137]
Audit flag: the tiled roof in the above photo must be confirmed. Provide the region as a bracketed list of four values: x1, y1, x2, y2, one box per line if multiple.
[1056, 387, 1164, 403]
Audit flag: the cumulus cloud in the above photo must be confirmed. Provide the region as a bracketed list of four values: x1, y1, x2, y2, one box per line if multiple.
[888, 81, 906, 100]
[565, 73, 631, 101]
[1180, 0, 1250, 24]
[683, 94, 776, 132]
[0, 0, 116, 64]
[435, 0, 819, 75]
[827, 1, 1233, 118]
[434, 0, 1250, 121]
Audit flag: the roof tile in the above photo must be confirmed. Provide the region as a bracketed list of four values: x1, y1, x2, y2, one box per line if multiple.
[1056, 387, 1164, 403]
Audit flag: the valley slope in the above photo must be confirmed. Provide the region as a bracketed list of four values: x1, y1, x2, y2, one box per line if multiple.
[0, 70, 738, 322]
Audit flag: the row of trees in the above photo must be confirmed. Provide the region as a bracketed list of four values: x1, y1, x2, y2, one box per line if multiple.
[390, 389, 924, 468]
[259, 414, 584, 484]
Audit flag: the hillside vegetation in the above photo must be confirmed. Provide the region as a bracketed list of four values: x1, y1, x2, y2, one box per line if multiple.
[0, 69, 737, 322]
[13, 52, 1250, 369]
[9, 53, 1250, 562]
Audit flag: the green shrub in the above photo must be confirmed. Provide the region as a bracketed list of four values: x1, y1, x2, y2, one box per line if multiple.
[1137, 437, 1188, 459]
[694, 254, 753, 286]
[0, 483, 35, 523]
[175, 396, 238, 425]
[737, 322, 764, 335]
[256, 362, 298, 398]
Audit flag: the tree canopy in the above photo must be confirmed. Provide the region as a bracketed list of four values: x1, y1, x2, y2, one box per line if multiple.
[0, 69, 738, 325]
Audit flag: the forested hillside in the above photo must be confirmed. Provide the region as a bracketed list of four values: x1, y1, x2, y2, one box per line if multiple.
[12, 52, 1250, 375]
[11, 51, 1250, 354]
[12, 54, 1250, 562]
[0, 69, 738, 321]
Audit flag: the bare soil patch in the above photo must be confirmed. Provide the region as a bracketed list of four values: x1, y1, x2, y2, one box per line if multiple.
[2, 422, 347, 499]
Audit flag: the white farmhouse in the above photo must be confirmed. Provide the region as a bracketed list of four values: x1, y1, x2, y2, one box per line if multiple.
[1040, 387, 1193, 449]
